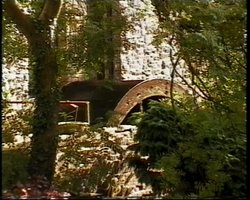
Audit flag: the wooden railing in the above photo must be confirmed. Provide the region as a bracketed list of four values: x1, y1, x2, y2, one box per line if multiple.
[4, 100, 91, 124]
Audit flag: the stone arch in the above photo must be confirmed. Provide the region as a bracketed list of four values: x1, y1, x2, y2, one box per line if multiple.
[110, 79, 188, 125]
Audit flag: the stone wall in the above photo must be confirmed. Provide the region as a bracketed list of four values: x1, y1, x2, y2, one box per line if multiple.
[119, 0, 188, 83]
[2, 0, 190, 103]
[2, 59, 30, 108]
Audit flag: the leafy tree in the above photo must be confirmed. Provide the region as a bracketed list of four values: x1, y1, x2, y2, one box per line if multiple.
[2, 0, 131, 187]
[129, 0, 246, 198]
[3, 0, 66, 185]
[54, 0, 130, 82]
[68, 0, 129, 80]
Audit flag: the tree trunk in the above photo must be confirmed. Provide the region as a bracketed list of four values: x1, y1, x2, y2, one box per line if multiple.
[3, 0, 62, 185]
[28, 24, 59, 184]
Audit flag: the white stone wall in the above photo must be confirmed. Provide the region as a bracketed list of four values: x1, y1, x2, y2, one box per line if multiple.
[2, 59, 30, 108]
[119, 0, 188, 83]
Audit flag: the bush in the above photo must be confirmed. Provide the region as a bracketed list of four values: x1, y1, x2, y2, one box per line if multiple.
[53, 126, 127, 197]
[2, 100, 33, 147]
[157, 105, 246, 198]
[2, 147, 30, 190]
[127, 100, 194, 195]
[128, 99, 246, 198]
[2, 99, 33, 191]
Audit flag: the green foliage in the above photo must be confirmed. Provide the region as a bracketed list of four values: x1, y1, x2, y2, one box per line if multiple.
[149, 1, 246, 198]
[2, 0, 45, 65]
[129, 98, 246, 198]
[2, 100, 32, 191]
[127, 100, 193, 195]
[56, 0, 131, 80]
[2, 100, 33, 147]
[154, 0, 246, 104]
[134, 101, 192, 161]
[2, 16, 28, 65]
[2, 148, 30, 190]
[54, 126, 126, 196]
[157, 104, 246, 198]
[80, 0, 128, 77]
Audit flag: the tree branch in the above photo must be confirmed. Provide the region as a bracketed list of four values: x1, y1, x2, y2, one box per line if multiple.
[169, 48, 181, 110]
[151, 0, 169, 22]
[3, 0, 34, 39]
[39, 0, 62, 24]
[172, 63, 208, 101]
[185, 58, 212, 99]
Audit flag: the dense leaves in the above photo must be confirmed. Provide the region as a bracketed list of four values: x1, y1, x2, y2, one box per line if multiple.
[2, 18, 28, 65]
[68, 0, 129, 79]
[134, 101, 192, 161]
[54, 126, 127, 196]
[157, 103, 246, 198]
[2, 0, 246, 199]
[129, 98, 246, 198]
[127, 100, 194, 195]
[2, 148, 30, 191]
[129, 0, 246, 198]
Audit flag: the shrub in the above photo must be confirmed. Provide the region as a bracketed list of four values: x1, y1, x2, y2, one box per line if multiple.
[128, 99, 246, 198]
[2, 147, 30, 190]
[127, 100, 193, 195]
[53, 126, 127, 197]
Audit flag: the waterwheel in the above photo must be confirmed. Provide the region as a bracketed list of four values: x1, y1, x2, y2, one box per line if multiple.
[61, 79, 188, 125]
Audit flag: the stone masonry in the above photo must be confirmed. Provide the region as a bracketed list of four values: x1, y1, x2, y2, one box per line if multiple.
[2, 0, 189, 102]
[119, 0, 188, 83]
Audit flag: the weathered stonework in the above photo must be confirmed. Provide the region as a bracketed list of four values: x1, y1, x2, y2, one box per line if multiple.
[2, 59, 30, 106]
[2, 0, 190, 103]
[119, 0, 188, 83]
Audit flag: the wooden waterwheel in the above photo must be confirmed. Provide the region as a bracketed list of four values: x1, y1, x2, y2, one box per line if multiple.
[61, 79, 188, 125]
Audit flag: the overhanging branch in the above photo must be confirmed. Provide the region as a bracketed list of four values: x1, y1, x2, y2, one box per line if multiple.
[3, 0, 34, 39]
[169, 48, 181, 110]
[39, 0, 62, 24]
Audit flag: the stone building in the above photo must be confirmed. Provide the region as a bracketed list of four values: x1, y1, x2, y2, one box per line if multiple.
[2, 0, 189, 102]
